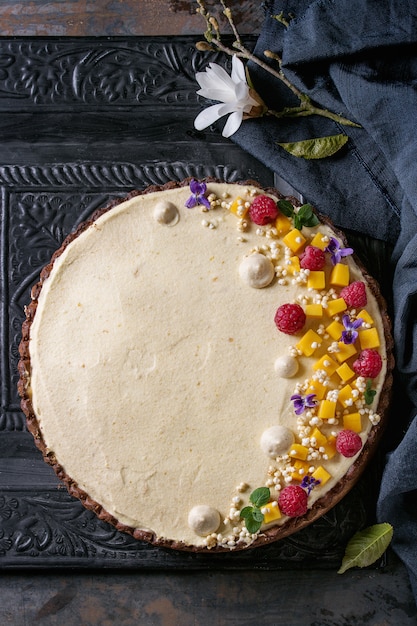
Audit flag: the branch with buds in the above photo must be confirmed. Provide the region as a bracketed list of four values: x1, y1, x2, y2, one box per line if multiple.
[194, 0, 360, 159]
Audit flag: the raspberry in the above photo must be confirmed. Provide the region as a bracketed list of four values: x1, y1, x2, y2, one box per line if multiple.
[336, 429, 362, 458]
[278, 485, 308, 517]
[299, 245, 326, 270]
[353, 349, 383, 378]
[274, 303, 306, 335]
[249, 195, 278, 225]
[340, 281, 367, 308]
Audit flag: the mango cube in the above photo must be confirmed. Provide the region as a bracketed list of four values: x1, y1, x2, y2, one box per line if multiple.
[306, 379, 327, 400]
[323, 436, 337, 459]
[310, 427, 328, 448]
[329, 263, 350, 287]
[307, 270, 326, 291]
[325, 320, 344, 341]
[343, 412, 362, 433]
[338, 384, 355, 408]
[357, 309, 374, 326]
[305, 303, 324, 318]
[285, 256, 300, 275]
[296, 329, 323, 357]
[312, 465, 331, 486]
[275, 213, 292, 236]
[313, 354, 339, 376]
[326, 297, 348, 317]
[310, 233, 329, 250]
[335, 342, 357, 363]
[336, 362, 355, 382]
[229, 196, 249, 219]
[283, 228, 306, 253]
[291, 460, 310, 481]
[289, 443, 309, 461]
[359, 327, 380, 349]
[318, 399, 336, 420]
[261, 500, 282, 524]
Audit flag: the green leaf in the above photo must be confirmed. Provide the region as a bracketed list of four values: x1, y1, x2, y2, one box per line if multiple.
[277, 134, 349, 159]
[294, 204, 320, 230]
[250, 487, 270, 508]
[277, 199, 295, 218]
[338, 523, 393, 574]
[239, 506, 254, 520]
[364, 379, 377, 405]
[252, 508, 264, 523]
[244, 515, 263, 534]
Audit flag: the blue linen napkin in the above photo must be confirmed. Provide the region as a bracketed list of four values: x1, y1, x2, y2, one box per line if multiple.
[230, 0, 417, 600]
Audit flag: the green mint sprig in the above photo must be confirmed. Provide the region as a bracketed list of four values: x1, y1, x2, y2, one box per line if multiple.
[240, 487, 270, 534]
[364, 379, 377, 405]
[277, 199, 319, 230]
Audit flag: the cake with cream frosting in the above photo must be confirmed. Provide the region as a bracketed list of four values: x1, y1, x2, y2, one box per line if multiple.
[18, 178, 393, 551]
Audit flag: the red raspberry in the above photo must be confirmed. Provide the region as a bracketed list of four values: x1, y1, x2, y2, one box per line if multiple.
[299, 245, 326, 270]
[336, 430, 362, 458]
[353, 349, 383, 378]
[278, 485, 308, 517]
[249, 195, 278, 225]
[340, 281, 367, 308]
[274, 303, 306, 335]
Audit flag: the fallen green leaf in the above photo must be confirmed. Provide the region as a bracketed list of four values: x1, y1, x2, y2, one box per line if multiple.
[338, 523, 393, 574]
[278, 134, 349, 159]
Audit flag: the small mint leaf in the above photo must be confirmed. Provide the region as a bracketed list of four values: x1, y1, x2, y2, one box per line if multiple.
[244, 516, 263, 534]
[364, 380, 377, 405]
[239, 506, 254, 520]
[250, 487, 270, 508]
[252, 508, 264, 523]
[338, 523, 393, 574]
[277, 199, 295, 218]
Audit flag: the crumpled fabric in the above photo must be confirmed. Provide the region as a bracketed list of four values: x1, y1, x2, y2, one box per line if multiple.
[229, 0, 417, 601]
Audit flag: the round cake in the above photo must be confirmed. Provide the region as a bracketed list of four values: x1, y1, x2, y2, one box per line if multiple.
[18, 178, 393, 551]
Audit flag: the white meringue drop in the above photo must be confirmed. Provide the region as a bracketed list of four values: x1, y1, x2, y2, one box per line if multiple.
[260, 425, 295, 458]
[188, 505, 221, 536]
[238, 253, 275, 289]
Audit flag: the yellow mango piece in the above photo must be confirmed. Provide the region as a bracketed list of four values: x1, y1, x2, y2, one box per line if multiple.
[307, 270, 326, 290]
[310, 232, 329, 250]
[335, 342, 357, 363]
[306, 379, 327, 400]
[343, 412, 362, 433]
[229, 196, 249, 219]
[326, 297, 348, 317]
[338, 384, 355, 408]
[329, 263, 350, 287]
[359, 327, 380, 349]
[310, 427, 328, 447]
[336, 362, 355, 382]
[313, 354, 339, 376]
[296, 329, 323, 357]
[285, 256, 300, 275]
[325, 320, 344, 341]
[261, 500, 282, 524]
[289, 443, 309, 461]
[357, 309, 374, 326]
[283, 228, 307, 253]
[323, 436, 337, 459]
[312, 465, 331, 486]
[275, 213, 292, 236]
[305, 303, 324, 318]
[318, 400, 336, 420]
[291, 460, 310, 481]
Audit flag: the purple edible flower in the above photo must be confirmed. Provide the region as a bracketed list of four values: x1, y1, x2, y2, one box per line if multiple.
[301, 475, 321, 494]
[340, 314, 363, 344]
[185, 179, 211, 210]
[291, 393, 317, 415]
[325, 237, 353, 265]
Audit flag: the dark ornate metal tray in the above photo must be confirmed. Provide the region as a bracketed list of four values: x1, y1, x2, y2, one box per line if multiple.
[0, 36, 385, 569]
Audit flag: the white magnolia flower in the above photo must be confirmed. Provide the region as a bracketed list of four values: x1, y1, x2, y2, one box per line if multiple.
[194, 55, 263, 138]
